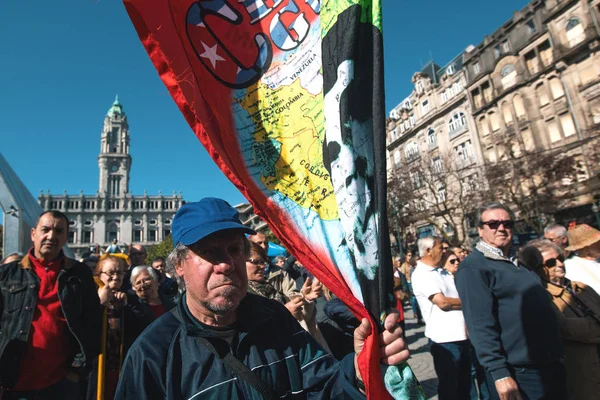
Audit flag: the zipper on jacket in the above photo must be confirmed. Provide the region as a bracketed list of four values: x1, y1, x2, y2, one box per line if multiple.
[58, 270, 87, 368]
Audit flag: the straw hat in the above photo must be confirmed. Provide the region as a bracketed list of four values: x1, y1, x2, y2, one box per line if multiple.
[565, 224, 600, 251]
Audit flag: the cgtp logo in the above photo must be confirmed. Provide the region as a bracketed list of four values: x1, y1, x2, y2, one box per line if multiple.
[186, 0, 321, 89]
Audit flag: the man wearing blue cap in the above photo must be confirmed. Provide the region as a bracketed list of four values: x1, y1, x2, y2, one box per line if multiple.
[115, 197, 408, 399]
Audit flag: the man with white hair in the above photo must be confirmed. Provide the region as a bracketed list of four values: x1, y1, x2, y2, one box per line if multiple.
[411, 236, 470, 400]
[544, 224, 569, 250]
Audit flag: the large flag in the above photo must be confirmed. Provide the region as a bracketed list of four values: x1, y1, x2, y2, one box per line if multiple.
[124, 0, 422, 397]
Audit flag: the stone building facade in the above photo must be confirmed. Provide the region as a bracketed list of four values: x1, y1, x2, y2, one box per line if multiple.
[38, 97, 184, 258]
[386, 52, 485, 244]
[463, 0, 600, 222]
[386, 0, 600, 247]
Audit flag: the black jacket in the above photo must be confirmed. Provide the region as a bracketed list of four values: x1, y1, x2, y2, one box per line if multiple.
[115, 293, 363, 399]
[0, 254, 103, 389]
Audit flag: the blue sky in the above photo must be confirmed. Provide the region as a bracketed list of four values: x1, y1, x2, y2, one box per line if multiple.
[0, 0, 528, 210]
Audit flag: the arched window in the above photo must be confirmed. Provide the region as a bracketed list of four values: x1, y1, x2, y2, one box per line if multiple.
[448, 112, 467, 134]
[502, 102, 513, 125]
[549, 77, 564, 100]
[566, 18, 584, 47]
[500, 64, 517, 89]
[489, 111, 500, 132]
[106, 221, 119, 243]
[427, 129, 437, 147]
[513, 93, 526, 119]
[536, 83, 549, 106]
[478, 116, 490, 136]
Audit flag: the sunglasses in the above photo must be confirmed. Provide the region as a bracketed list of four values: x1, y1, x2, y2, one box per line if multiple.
[247, 258, 267, 267]
[449, 259, 459, 265]
[481, 220, 514, 230]
[544, 255, 565, 268]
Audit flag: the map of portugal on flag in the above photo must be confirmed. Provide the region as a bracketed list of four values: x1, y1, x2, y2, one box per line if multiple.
[124, 0, 424, 398]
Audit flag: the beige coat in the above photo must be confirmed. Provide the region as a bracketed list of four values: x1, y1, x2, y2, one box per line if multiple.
[268, 268, 331, 353]
[544, 280, 600, 399]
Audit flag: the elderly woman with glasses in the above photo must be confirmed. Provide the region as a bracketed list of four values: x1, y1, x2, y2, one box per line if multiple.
[129, 265, 176, 321]
[245, 241, 331, 352]
[522, 239, 600, 399]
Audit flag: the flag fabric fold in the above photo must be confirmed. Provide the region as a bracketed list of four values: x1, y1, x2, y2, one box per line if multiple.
[123, 0, 422, 398]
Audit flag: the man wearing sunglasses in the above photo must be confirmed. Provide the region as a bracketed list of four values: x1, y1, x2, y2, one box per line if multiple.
[455, 203, 566, 400]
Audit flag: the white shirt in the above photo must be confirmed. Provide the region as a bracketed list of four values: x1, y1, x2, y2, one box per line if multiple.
[565, 256, 600, 295]
[411, 261, 467, 343]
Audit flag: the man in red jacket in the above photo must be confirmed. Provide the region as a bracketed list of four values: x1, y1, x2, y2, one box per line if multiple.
[0, 211, 102, 399]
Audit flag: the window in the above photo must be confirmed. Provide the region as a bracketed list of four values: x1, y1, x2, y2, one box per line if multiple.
[494, 45, 502, 58]
[478, 116, 490, 136]
[513, 94, 526, 119]
[472, 89, 482, 108]
[133, 230, 143, 242]
[83, 231, 93, 244]
[446, 65, 455, 75]
[149, 219, 158, 226]
[421, 100, 430, 115]
[69, 220, 76, 227]
[500, 64, 517, 89]
[490, 111, 501, 132]
[405, 142, 419, 162]
[437, 186, 446, 203]
[474, 62, 481, 74]
[525, 51, 540, 74]
[164, 229, 171, 238]
[536, 83, 549, 106]
[409, 115, 416, 126]
[148, 230, 157, 242]
[84, 220, 93, 227]
[548, 119, 561, 143]
[448, 112, 467, 133]
[68, 231, 76, 244]
[403, 100, 412, 110]
[502, 102, 513, 126]
[560, 114, 576, 137]
[526, 20, 536, 34]
[522, 128, 535, 152]
[416, 81, 424, 93]
[410, 171, 424, 189]
[441, 91, 447, 103]
[482, 82, 492, 102]
[549, 78, 564, 99]
[393, 150, 401, 165]
[165, 218, 172, 225]
[566, 18, 584, 47]
[539, 41, 553, 66]
[502, 41, 510, 53]
[427, 129, 437, 148]
[432, 157, 443, 173]
[455, 141, 474, 163]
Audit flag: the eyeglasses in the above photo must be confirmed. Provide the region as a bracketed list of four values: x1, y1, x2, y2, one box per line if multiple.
[481, 220, 514, 230]
[544, 255, 565, 268]
[133, 277, 153, 288]
[449, 259, 459, 265]
[101, 270, 124, 278]
[247, 258, 267, 267]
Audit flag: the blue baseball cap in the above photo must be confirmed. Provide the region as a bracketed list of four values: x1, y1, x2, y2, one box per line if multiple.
[172, 197, 256, 246]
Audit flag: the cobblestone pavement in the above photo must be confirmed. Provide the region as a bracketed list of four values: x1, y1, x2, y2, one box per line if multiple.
[403, 309, 438, 399]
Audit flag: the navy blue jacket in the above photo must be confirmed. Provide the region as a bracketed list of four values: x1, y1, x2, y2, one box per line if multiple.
[115, 293, 364, 399]
[455, 249, 563, 381]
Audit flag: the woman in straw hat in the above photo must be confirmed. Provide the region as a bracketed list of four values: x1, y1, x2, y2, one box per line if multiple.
[564, 224, 600, 295]
[522, 239, 600, 399]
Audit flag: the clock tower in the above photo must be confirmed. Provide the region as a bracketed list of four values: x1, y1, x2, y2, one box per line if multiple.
[98, 95, 131, 197]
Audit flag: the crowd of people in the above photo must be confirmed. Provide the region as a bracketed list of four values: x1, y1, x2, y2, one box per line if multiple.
[2, 199, 599, 399]
[393, 203, 600, 400]
[0, 198, 409, 399]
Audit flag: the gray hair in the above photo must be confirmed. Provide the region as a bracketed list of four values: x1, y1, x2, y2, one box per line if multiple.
[526, 238, 564, 257]
[274, 255, 287, 264]
[130, 265, 159, 286]
[544, 224, 567, 238]
[476, 203, 514, 227]
[166, 242, 190, 292]
[417, 236, 442, 258]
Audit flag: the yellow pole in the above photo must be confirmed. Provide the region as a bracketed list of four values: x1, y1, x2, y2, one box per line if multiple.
[97, 307, 108, 400]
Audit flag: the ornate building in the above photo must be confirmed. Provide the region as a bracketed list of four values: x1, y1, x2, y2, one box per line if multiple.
[38, 97, 184, 258]
[463, 0, 600, 224]
[386, 51, 485, 245]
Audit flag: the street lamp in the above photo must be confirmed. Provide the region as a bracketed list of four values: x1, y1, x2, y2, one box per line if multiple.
[592, 201, 600, 229]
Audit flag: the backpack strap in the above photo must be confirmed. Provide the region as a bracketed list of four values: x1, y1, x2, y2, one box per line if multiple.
[170, 308, 278, 400]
